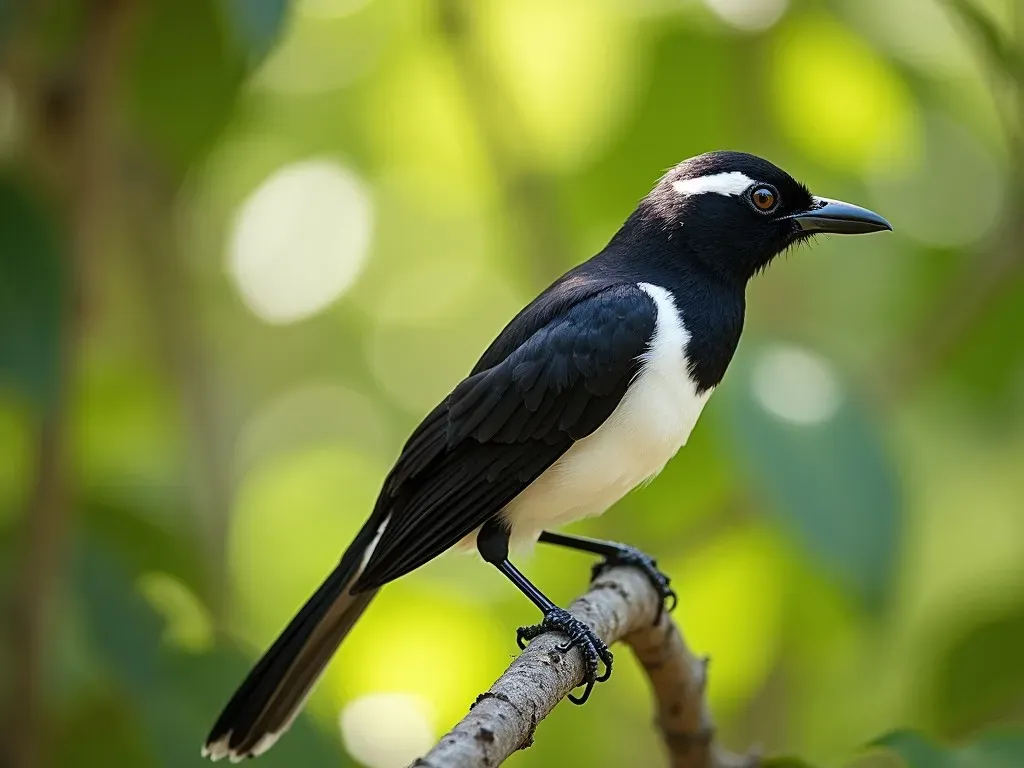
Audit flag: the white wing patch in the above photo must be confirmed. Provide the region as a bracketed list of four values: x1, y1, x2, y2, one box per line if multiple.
[672, 171, 754, 198]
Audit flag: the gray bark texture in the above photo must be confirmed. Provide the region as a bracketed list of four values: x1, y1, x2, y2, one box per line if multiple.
[411, 566, 759, 768]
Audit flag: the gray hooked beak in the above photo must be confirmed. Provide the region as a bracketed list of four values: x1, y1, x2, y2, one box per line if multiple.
[788, 196, 892, 235]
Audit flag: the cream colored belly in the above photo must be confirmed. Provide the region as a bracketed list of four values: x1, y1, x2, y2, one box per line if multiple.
[499, 366, 710, 548]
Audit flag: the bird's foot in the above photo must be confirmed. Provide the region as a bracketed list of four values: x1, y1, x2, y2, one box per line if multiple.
[591, 545, 677, 621]
[516, 607, 613, 704]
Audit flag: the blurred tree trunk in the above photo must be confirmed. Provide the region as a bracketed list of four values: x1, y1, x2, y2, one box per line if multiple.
[2, 1, 136, 766]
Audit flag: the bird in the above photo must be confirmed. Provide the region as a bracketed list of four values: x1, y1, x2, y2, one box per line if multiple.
[202, 151, 891, 761]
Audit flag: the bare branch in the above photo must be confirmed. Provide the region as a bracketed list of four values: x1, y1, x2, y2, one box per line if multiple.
[412, 567, 757, 768]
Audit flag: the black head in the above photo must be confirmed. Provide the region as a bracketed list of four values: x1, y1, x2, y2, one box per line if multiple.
[636, 151, 891, 284]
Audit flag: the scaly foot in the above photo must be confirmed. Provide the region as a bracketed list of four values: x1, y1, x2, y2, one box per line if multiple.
[516, 607, 613, 704]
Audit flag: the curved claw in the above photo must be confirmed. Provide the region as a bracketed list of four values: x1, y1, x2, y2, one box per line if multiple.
[663, 588, 679, 614]
[592, 546, 677, 624]
[516, 608, 613, 706]
[567, 679, 595, 705]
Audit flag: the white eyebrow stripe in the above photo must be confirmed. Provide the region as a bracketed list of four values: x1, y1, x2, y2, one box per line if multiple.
[672, 171, 755, 198]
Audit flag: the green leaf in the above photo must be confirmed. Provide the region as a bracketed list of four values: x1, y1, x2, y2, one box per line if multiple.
[74, 536, 351, 767]
[0, 173, 65, 409]
[127, 0, 247, 172]
[930, 601, 1024, 734]
[875, 729, 1024, 768]
[720, 345, 902, 609]
[223, 0, 290, 62]
[876, 731, 950, 768]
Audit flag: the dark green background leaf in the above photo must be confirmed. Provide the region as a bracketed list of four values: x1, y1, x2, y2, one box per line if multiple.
[127, 0, 246, 171]
[721, 346, 902, 609]
[0, 173, 65, 408]
[224, 0, 290, 63]
[929, 602, 1024, 736]
[73, 537, 352, 767]
[876, 729, 1024, 768]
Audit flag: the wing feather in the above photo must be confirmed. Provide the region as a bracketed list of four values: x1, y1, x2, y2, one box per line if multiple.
[354, 283, 658, 590]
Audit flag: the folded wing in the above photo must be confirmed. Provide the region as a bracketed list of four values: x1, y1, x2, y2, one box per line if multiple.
[355, 282, 657, 589]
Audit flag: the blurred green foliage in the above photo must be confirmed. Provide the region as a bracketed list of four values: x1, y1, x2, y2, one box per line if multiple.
[1, 0, 1023, 767]
[876, 729, 1024, 768]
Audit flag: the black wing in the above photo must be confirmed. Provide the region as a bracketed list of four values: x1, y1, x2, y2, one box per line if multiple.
[353, 282, 657, 590]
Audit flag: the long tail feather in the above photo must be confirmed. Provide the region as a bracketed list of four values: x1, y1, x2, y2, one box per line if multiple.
[202, 516, 387, 762]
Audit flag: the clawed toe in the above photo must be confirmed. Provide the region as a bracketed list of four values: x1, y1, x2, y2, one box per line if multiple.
[592, 546, 676, 622]
[515, 607, 613, 704]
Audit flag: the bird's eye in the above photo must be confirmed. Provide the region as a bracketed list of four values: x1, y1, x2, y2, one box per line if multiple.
[750, 186, 778, 212]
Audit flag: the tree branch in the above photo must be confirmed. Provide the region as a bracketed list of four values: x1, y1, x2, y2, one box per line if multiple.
[412, 567, 757, 768]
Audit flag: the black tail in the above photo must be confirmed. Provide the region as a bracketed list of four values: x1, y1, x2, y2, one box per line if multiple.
[202, 517, 386, 761]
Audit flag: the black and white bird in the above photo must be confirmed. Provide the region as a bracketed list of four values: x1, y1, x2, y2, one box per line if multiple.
[203, 151, 890, 761]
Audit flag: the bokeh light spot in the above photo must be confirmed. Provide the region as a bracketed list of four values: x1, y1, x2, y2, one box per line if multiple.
[770, 13, 919, 172]
[703, 0, 788, 32]
[339, 693, 434, 768]
[329, 584, 505, 727]
[665, 526, 785, 714]
[228, 159, 373, 324]
[751, 345, 843, 426]
[364, 45, 494, 207]
[229, 445, 386, 644]
[478, 0, 641, 170]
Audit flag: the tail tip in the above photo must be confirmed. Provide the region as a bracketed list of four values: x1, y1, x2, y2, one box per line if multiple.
[202, 731, 284, 763]
[201, 736, 230, 762]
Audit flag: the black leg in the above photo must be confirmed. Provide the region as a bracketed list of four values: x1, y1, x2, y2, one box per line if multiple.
[477, 520, 612, 704]
[537, 531, 677, 620]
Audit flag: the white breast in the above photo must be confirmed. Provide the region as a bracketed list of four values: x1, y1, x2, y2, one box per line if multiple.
[500, 283, 713, 549]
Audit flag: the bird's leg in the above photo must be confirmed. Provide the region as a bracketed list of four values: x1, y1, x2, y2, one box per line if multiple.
[537, 531, 677, 621]
[477, 519, 612, 705]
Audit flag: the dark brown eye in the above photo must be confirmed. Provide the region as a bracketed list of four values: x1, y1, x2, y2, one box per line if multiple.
[751, 186, 777, 211]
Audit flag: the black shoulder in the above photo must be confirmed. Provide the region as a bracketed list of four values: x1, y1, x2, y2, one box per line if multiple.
[469, 264, 629, 373]
[449, 282, 657, 444]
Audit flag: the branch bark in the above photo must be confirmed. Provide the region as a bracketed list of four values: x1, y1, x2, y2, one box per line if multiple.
[412, 567, 758, 768]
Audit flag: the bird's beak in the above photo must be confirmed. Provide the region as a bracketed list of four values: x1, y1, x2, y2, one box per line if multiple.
[788, 196, 892, 235]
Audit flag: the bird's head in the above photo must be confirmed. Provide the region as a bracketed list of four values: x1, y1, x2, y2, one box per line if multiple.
[638, 151, 891, 284]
